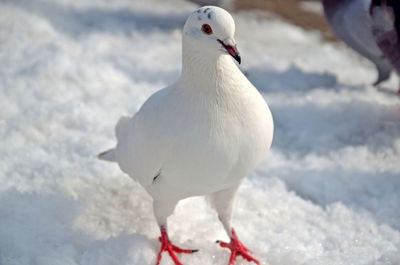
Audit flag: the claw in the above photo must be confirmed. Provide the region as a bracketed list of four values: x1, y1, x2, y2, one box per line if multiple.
[218, 228, 260, 265]
[155, 226, 197, 265]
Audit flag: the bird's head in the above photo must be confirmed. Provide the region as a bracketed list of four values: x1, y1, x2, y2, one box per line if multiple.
[182, 6, 241, 64]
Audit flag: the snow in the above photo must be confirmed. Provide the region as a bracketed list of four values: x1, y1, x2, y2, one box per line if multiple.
[1, 0, 399, 264]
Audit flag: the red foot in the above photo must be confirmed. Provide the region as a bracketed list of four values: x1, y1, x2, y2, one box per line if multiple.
[155, 226, 197, 265]
[217, 228, 260, 265]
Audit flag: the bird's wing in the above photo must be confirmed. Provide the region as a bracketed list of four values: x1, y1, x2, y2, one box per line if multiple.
[329, 0, 393, 83]
[114, 88, 173, 188]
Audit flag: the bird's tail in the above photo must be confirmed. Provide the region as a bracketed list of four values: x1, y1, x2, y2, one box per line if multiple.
[98, 148, 117, 162]
[373, 59, 393, 86]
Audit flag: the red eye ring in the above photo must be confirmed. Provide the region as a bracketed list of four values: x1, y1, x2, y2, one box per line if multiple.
[201, 24, 213, 35]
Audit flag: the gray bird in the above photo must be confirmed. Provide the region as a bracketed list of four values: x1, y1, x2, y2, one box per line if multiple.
[322, 0, 400, 90]
[370, 0, 400, 93]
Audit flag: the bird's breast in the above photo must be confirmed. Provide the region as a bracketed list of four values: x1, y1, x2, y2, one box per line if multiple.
[157, 85, 273, 196]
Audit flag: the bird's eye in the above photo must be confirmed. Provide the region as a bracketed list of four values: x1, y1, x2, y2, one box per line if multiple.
[201, 24, 213, 35]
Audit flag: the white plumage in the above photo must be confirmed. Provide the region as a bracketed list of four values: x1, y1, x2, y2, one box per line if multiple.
[99, 6, 273, 265]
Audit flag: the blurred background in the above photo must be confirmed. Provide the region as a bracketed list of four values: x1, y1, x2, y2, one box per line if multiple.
[191, 0, 335, 40]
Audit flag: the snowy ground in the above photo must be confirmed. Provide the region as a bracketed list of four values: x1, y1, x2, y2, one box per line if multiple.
[1, 0, 400, 264]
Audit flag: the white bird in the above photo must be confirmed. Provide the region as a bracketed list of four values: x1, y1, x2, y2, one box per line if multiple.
[99, 6, 273, 265]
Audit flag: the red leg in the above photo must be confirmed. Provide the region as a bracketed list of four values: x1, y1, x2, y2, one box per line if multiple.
[217, 228, 260, 265]
[155, 226, 198, 265]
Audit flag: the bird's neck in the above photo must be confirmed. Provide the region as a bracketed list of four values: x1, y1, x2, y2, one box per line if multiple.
[179, 39, 239, 92]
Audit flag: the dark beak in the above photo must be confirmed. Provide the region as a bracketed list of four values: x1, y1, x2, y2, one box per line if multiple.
[218, 39, 241, 64]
